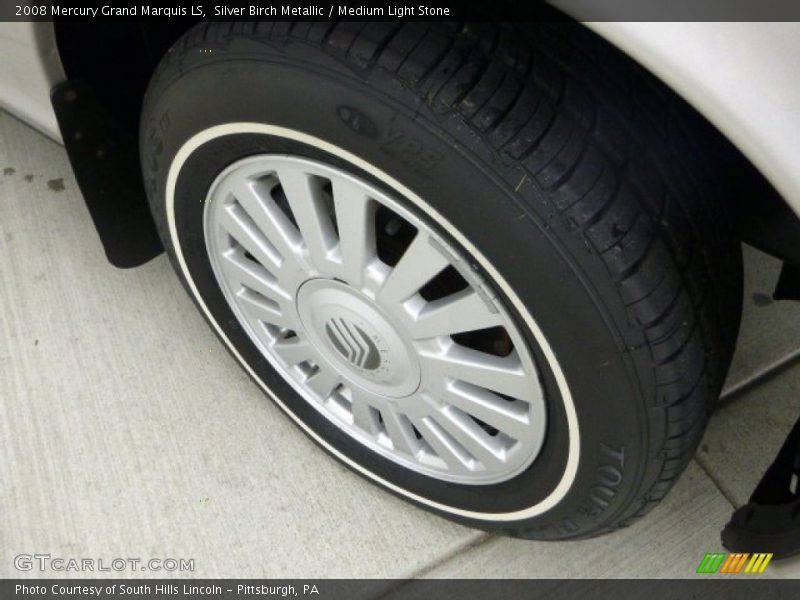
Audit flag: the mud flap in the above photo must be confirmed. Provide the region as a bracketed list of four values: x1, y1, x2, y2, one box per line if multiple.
[51, 79, 163, 268]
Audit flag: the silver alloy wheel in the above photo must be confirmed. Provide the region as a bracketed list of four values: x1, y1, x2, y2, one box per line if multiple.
[203, 155, 546, 484]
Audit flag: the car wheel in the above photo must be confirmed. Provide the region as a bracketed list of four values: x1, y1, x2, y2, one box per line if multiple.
[140, 21, 743, 538]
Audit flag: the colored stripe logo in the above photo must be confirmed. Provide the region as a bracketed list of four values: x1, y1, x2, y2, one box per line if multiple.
[696, 552, 772, 574]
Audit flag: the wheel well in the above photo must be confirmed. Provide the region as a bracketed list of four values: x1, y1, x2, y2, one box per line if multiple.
[51, 20, 800, 269]
[54, 22, 194, 133]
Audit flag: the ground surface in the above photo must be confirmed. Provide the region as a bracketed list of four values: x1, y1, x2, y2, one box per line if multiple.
[2, 110, 800, 580]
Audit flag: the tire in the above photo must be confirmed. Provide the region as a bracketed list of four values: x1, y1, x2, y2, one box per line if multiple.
[140, 20, 743, 539]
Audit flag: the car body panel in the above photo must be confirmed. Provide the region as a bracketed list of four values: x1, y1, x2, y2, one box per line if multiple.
[579, 20, 800, 221]
[0, 22, 63, 140]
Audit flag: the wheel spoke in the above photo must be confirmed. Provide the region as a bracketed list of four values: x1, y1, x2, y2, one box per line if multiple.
[305, 366, 342, 400]
[444, 381, 531, 440]
[350, 389, 381, 436]
[220, 250, 289, 307]
[236, 288, 294, 329]
[421, 347, 535, 402]
[227, 179, 301, 264]
[377, 232, 450, 304]
[217, 203, 283, 270]
[412, 415, 474, 474]
[271, 336, 316, 366]
[276, 165, 337, 270]
[428, 408, 505, 470]
[407, 288, 503, 339]
[381, 408, 419, 456]
[332, 178, 376, 287]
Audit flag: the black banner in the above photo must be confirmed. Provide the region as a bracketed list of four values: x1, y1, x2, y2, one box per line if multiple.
[5, 0, 800, 22]
[3, 580, 800, 600]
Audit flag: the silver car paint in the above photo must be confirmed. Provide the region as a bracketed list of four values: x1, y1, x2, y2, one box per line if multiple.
[0, 17, 798, 217]
[0, 22, 63, 140]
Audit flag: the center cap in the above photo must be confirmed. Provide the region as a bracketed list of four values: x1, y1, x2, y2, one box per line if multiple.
[296, 279, 421, 398]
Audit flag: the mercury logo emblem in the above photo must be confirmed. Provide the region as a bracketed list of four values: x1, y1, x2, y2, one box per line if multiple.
[324, 318, 381, 370]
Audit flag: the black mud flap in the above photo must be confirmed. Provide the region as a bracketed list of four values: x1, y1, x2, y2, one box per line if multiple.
[774, 263, 800, 302]
[722, 416, 800, 559]
[51, 79, 163, 268]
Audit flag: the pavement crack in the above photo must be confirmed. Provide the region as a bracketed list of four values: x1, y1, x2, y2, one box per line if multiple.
[376, 532, 494, 598]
